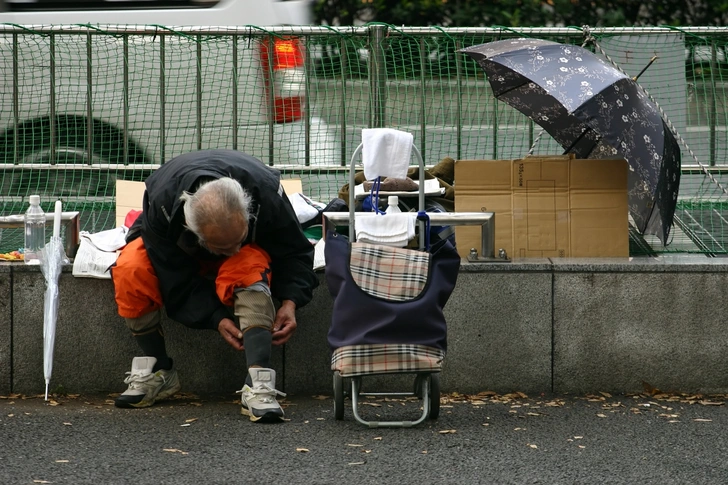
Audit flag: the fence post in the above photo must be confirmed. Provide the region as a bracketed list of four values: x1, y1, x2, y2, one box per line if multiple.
[368, 24, 388, 128]
[86, 31, 94, 164]
[50, 33, 56, 165]
[339, 36, 348, 166]
[12, 33, 18, 165]
[710, 41, 717, 167]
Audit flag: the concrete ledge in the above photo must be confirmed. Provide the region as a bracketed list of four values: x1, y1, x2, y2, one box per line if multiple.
[3, 257, 728, 397]
[551, 258, 728, 394]
[10, 265, 281, 396]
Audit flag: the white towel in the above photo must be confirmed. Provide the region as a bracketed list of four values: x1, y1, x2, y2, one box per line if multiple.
[355, 213, 415, 248]
[362, 128, 413, 181]
[287, 192, 322, 225]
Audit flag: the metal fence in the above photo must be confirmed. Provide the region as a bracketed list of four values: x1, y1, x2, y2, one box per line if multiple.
[1, 24, 727, 255]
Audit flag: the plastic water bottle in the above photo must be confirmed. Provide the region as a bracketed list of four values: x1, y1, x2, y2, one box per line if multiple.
[385, 195, 401, 214]
[24, 194, 45, 265]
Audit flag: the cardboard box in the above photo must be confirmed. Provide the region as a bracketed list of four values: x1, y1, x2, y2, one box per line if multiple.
[454, 155, 629, 259]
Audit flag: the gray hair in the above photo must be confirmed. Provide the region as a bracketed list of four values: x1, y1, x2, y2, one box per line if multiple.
[180, 177, 253, 238]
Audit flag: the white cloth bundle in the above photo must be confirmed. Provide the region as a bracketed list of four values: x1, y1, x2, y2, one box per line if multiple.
[362, 128, 413, 181]
[355, 213, 415, 248]
[287, 192, 323, 225]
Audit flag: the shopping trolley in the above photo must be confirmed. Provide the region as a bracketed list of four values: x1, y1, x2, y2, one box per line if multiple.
[322, 137, 461, 428]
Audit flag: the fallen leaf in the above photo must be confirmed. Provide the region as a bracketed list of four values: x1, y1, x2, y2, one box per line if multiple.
[180, 424, 191, 427]
[373, 437, 382, 441]
[361, 403, 381, 407]
[185, 418, 198, 423]
[438, 429, 456, 434]
[347, 444, 364, 447]
[32, 481, 51, 484]
[578, 445, 586, 449]
[312, 395, 329, 400]
[421, 450, 428, 454]
[642, 381, 661, 396]
[699, 401, 724, 406]
[348, 461, 365, 465]
[574, 436, 583, 439]
[362, 450, 372, 454]
[163, 449, 189, 455]
[7, 414, 14, 417]
[599, 392, 612, 398]
[693, 418, 712, 422]
[296, 448, 309, 452]
[596, 414, 607, 418]
[48, 400, 60, 407]
[63, 422, 72, 426]
[55, 460, 69, 463]
[189, 402, 203, 407]
[316, 418, 325, 421]
[528, 444, 538, 449]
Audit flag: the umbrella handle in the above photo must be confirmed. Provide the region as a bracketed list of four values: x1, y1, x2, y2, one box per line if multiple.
[53, 201, 62, 239]
[633, 55, 658, 81]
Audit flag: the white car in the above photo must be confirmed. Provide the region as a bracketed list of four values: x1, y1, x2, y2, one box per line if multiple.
[0, 0, 340, 175]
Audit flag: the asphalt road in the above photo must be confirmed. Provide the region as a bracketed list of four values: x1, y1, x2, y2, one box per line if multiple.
[1, 389, 727, 484]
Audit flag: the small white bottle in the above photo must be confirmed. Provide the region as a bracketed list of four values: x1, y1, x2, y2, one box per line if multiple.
[385, 195, 401, 214]
[24, 195, 46, 265]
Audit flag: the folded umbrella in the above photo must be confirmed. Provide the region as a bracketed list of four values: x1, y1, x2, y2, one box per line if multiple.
[40, 200, 69, 401]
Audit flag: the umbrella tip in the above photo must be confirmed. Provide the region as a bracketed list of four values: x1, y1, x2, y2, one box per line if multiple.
[44, 380, 49, 401]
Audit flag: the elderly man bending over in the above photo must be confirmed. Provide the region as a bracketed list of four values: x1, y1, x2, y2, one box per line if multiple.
[110, 149, 318, 422]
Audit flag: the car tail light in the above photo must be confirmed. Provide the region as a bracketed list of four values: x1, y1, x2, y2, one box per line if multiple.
[260, 37, 305, 123]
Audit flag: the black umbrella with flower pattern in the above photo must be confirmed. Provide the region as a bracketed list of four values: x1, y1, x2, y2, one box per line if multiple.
[461, 38, 681, 244]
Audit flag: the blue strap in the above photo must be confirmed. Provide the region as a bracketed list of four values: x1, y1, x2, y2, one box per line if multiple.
[368, 177, 386, 215]
[417, 210, 431, 251]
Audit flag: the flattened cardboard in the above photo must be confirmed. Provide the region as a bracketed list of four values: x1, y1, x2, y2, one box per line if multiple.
[454, 156, 628, 259]
[115, 180, 146, 228]
[281, 179, 303, 195]
[115, 179, 305, 227]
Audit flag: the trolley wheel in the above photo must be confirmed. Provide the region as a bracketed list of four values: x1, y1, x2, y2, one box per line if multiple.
[333, 371, 345, 420]
[428, 373, 441, 420]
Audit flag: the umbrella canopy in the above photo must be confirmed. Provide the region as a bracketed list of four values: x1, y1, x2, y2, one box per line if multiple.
[461, 38, 681, 244]
[40, 201, 68, 400]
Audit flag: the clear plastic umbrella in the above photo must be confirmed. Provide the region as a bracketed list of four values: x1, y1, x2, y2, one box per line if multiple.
[40, 201, 69, 401]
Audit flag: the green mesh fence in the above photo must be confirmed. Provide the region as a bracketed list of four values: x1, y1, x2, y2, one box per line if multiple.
[1, 24, 727, 256]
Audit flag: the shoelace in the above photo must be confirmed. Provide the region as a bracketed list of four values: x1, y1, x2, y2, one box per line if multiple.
[236, 384, 286, 404]
[123, 371, 156, 389]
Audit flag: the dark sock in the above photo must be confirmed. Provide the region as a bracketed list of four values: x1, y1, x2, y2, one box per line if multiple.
[133, 328, 172, 371]
[243, 327, 273, 385]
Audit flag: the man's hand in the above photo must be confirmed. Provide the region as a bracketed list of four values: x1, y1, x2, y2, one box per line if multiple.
[218, 317, 245, 351]
[272, 300, 297, 346]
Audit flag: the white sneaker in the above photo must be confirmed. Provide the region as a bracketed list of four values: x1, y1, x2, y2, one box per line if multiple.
[114, 356, 181, 408]
[237, 367, 286, 422]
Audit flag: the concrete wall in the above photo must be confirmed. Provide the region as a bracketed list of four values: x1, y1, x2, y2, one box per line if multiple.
[0, 266, 10, 394]
[2, 257, 728, 397]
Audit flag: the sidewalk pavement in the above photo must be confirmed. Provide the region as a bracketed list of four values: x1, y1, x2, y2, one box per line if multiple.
[2, 389, 728, 484]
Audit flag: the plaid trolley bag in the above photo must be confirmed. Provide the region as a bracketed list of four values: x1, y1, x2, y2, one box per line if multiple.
[324, 138, 460, 428]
